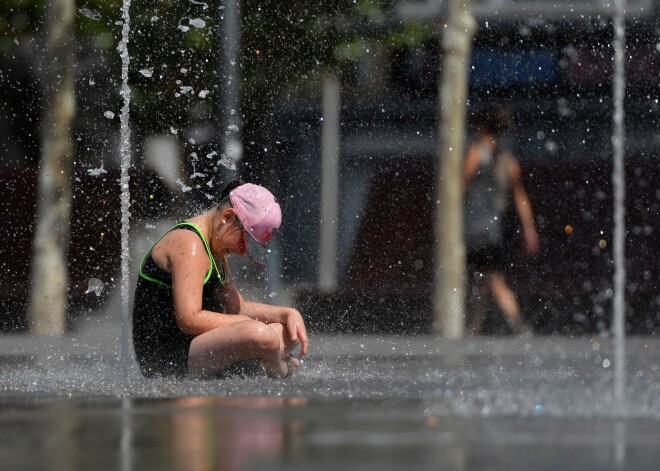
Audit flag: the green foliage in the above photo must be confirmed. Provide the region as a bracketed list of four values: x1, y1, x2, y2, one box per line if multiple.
[2, 0, 433, 154]
[334, 38, 371, 61]
[240, 0, 352, 99]
[353, 0, 385, 20]
[389, 21, 434, 48]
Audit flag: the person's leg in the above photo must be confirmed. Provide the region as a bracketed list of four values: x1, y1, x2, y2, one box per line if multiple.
[262, 322, 300, 378]
[466, 271, 487, 335]
[488, 272, 527, 334]
[188, 319, 297, 378]
[465, 251, 489, 335]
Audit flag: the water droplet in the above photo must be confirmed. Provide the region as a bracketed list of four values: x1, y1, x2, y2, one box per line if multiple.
[79, 7, 101, 20]
[175, 179, 192, 192]
[189, 0, 209, 10]
[87, 166, 107, 177]
[85, 278, 104, 297]
[189, 18, 206, 28]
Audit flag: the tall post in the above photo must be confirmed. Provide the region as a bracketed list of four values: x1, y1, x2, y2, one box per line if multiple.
[29, 0, 76, 334]
[318, 74, 341, 291]
[219, 0, 242, 179]
[433, 0, 476, 338]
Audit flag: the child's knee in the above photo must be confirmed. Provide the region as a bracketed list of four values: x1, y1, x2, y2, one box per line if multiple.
[247, 322, 281, 354]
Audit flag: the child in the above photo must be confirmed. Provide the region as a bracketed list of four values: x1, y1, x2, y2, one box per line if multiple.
[132, 180, 308, 378]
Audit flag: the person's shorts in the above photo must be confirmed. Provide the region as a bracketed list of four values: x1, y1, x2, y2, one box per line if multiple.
[467, 245, 506, 275]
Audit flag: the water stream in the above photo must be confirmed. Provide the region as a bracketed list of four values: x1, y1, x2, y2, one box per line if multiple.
[611, 0, 627, 415]
[117, 0, 133, 380]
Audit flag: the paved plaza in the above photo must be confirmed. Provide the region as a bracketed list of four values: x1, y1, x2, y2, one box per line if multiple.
[1, 309, 659, 470]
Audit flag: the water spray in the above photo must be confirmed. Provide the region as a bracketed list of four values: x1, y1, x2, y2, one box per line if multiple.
[611, 0, 627, 415]
[118, 0, 133, 384]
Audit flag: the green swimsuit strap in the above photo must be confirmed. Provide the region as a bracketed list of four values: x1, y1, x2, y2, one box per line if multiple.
[139, 221, 225, 289]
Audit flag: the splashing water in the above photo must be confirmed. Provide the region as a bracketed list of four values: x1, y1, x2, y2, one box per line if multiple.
[79, 7, 101, 21]
[87, 165, 107, 177]
[218, 154, 237, 170]
[189, 0, 209, 10]
[189, 18, 206, 29]
[85, 278, 105, 297]
[175, 178, 193, 193]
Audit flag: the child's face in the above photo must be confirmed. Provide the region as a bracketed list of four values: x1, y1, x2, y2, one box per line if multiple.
[225, 215, 246, 256]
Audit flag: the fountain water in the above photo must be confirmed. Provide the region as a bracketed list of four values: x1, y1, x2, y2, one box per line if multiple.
[118, 0, 134, 381]
[611, 0, 627, 415]
[3, 2, 660, 469]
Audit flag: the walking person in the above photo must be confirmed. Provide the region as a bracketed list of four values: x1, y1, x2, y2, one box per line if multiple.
[132, 180, 308, 378]
[463, 107, 539, 335]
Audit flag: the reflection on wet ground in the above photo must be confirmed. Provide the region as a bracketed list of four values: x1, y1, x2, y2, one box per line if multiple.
[1, 335, 659, 470]
[1, 395, 659, 471]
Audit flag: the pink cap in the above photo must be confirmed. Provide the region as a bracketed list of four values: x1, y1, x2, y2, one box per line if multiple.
[230, 183, 282, 246]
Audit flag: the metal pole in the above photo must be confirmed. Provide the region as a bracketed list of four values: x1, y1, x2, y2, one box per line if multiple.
[220, 0, 242, 176]
[318, 74, 341, 291]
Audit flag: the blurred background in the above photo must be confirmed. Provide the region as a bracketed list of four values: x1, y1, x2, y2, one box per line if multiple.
[0, 0, 658, 336]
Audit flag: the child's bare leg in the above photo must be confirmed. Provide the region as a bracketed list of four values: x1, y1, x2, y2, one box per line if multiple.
[261, 323, 300, 379]
[188, 319, 282, 377]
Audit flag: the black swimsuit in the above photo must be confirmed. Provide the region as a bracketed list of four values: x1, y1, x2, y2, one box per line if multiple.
[132, 222, 225, 377]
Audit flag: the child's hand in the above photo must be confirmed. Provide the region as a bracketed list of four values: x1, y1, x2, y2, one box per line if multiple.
[283, 308, 309, 358]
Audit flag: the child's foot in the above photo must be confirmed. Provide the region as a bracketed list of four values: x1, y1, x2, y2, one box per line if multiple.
[262, 355, 300, 379]
[282, 355, 300, 379]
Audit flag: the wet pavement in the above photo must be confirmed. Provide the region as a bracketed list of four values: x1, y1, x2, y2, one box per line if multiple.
[1, 395, 659, 471]
[1, 313, 659, 470]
